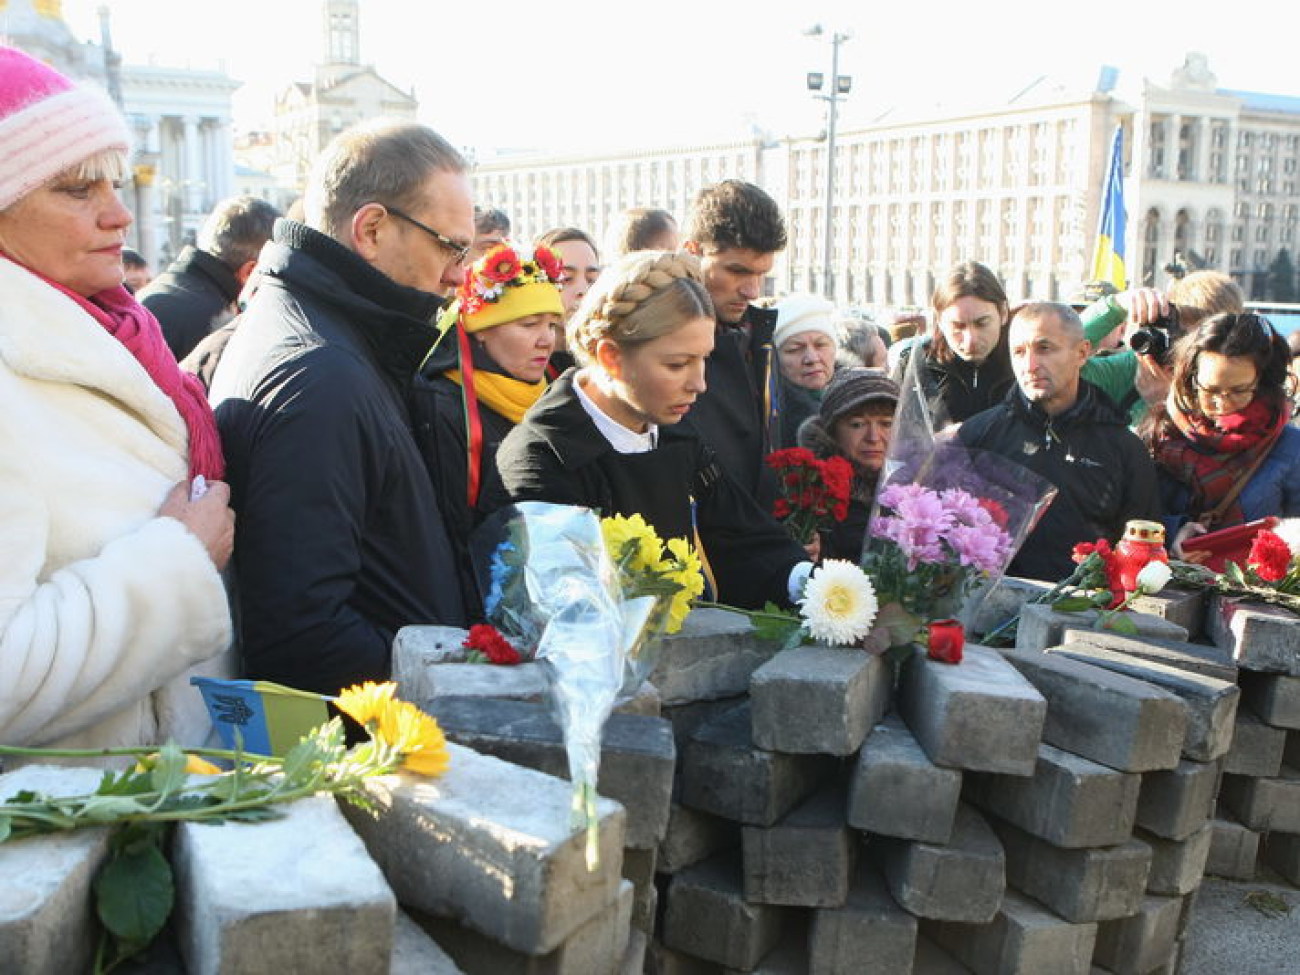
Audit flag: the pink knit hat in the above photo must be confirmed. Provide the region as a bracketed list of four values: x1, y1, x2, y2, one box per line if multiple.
[0, 46, 132, 211]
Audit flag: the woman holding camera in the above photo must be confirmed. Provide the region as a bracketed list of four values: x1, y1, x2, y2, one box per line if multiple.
[1141, 312, 1300, 557]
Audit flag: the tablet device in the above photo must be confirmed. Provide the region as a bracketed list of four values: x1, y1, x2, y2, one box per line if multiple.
[1181, 516, 1279, 572]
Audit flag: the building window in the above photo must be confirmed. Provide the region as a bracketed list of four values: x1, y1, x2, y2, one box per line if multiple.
[1231, 248, 1243, 268]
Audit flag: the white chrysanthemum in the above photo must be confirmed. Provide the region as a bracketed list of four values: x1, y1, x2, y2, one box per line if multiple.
[799, 559, 878, 646]
[1135, 560, 1173, 595]
[1272, 518, 1300, 560]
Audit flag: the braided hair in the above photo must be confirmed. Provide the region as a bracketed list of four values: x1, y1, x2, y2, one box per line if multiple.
[567, 250, 714, 366]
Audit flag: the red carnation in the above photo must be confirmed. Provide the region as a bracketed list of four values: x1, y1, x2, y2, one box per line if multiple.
[1248, 530, 1292, 583]
[978, 498, 1009, 530]
[463, 623, 522, 665]
[480, 245, 521, 284]
[534, 245, 564, 283]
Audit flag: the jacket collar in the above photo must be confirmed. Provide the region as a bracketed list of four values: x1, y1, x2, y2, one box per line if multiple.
[1006, 378, 1123, 429]
[170, 245, 242, 303]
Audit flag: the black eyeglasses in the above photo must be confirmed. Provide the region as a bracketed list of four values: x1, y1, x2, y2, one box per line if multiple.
[381, 205, 471, 266]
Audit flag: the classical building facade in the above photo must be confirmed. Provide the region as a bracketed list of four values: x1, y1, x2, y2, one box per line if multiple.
[1, 0, 237, 267]
[470, 55, 1300, 307]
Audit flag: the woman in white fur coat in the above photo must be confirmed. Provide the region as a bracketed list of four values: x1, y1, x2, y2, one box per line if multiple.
[0, 47, 234, 757]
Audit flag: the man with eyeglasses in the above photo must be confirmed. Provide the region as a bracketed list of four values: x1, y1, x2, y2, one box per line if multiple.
[959, 302, 1162, 583]
[208, 120, 474, 695]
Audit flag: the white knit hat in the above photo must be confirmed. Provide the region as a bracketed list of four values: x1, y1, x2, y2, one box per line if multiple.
[0, 46, 132, 211]
[772, 292, 840, 350]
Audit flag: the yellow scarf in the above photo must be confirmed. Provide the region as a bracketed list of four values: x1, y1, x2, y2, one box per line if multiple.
[447, 369, 545, 424]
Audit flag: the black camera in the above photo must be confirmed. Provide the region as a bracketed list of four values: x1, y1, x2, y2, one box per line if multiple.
[1128, 304, 1179, 365]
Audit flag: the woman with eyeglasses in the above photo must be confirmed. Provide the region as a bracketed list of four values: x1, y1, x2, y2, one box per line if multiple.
[1141, 312, 1300, 558]
[412, 242, 564, 613]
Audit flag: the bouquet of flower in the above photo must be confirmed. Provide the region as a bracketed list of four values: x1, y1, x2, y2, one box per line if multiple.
[1169, 520, 1300, 616]
[765, 447, 853, 545]
[471, 502, 682, 869]
[862, 438, 1057, 661]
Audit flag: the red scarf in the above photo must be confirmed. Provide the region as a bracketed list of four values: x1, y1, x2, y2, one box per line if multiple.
[29, 265, 225, 481]
[1153, 396, 1287, 525]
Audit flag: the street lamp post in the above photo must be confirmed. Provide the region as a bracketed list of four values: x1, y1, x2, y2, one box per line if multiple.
[806, 25, 852, 301]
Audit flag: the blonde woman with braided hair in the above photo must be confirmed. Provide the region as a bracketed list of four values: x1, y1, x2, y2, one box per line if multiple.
[485, 251, 811, 610]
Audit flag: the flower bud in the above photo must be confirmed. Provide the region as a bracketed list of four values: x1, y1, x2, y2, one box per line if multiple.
[1135, 560, 1172, 595]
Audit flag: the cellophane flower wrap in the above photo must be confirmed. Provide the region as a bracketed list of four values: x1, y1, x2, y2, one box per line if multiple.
[863, 369, 1057, 650]
[471, 502, 659, 870]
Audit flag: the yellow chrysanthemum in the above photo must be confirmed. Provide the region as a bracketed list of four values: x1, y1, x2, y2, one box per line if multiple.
[662, 536, 705, 633]
[134, 752, 223, 775]
[376, 699, 450, 778]
[335, 681, 398, 727]
[602, 514, 663, 572]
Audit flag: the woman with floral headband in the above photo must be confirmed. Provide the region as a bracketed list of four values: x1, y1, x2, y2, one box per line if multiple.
[412, 242, 564, 611]
[1140, 312, 1300, 558]
[483, 250, 810, 610]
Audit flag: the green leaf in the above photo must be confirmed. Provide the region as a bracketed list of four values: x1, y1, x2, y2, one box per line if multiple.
[1224, 561, 1248, 588]
[77, 796, 148, 823]
[1100, 613, 1139, 635]
[94, 832, 174, 945]
[148, 742, 188, 800]
[219, 806, 287, 824]
[1051, 596, 1096, 613]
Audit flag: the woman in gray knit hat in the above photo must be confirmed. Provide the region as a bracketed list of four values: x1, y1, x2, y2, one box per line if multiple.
[797, 367, 900, 560]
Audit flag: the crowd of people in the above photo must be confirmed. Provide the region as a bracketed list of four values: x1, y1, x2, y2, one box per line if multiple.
[4, 45, 1299, 756]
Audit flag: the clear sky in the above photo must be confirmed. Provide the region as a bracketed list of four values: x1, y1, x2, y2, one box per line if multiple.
[60, 0, 1300, 156]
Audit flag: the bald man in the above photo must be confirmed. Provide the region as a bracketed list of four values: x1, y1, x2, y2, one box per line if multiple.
[958, 302, 1162, 582]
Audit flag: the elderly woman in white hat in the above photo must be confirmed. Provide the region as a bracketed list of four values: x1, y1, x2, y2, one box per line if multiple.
[0, 46, 234, 755]
[768, 291, 842, 448]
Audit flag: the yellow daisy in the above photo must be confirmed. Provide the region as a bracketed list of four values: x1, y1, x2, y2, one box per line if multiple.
[335, 681, 398, 728]
[376, 699, 450, 778]
[602, 513, 663, 572]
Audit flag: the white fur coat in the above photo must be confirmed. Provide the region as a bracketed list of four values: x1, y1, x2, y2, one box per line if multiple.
[0, 258, 233, 756]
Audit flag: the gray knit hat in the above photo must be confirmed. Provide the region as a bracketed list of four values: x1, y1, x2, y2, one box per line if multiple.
[819, 367, 899, 425]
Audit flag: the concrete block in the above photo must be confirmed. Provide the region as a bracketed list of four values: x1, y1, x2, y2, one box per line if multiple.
[1136, 824, 1212, 896]
[343, 743, 625, 955]
[1261, 831, 1300, 886]
[1237, 670, 1300, 729]
[994, 820, 1151, 923]
[614, 680, 661, 717]
[1207, 595, 1300, 675]
[620, 929, 646, 975]
[661, 695, 747, 755]
[394, 625, 550, 704]
[174, 795, 395, 975]
[412, 880, 633, 975]
[1000, 646, 1186, 773]
[848, 713, 962, 844]
[1057, 626, 1236, 684]
[657, 802, 739, 875]
[808, 861, 917, 975]
[650, 607, 786, 705]
[1015, 603, 1187, 654]
[1052, 644, 1239, 762]
[967, 744, 1140, 849]
[1204, 815, 1261, 880]
[878, 804, 1005, 923]
[1223, 708, 1287, 777]
[1091, 894, 1182, 975]
[391, 912, 464, 975]
[929, 888, 1098, 975]
[0, 766, 109, 975]
[750, 645, 891, 755]
[911, 936, 972, 973]
[969, 576, 1053, 639]
[430, 697, 674, 849]
[743, 785, 853, 907]
[896, 644, 1047, 776]
[662, 851, 790, 970]
[1219, 766, 1300, 833]
[722, 921, 812, 974]
[679, 702, 835, 826]
[621, 848, 657, 935]
[1135, 759, 1220, 841]
[1129, 587, 1207, 638]
[646, 941, 718, 975]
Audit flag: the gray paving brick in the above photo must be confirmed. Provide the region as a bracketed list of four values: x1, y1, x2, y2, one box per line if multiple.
[878, 804, 1005, 923]
[930, 888, 1098, 975]
[1136, 825, 1212, 896]
[1218, 766, 1300, 832]
[662, 851, 791, 970]
[743, 785, 853, 907]
[1016, 603, 1187, 654]
[848, 713, 962, 844]
[1204, 814, 1261, 880]
[750, 645, 891, 755]
[651, 608, 786, 705]
[1135, 759, 1221, 840]
[1206, 595, 1300, 675]
[809, 861, 917, 975]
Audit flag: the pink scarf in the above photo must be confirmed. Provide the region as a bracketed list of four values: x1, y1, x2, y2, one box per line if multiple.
[23, 261, 225, 480]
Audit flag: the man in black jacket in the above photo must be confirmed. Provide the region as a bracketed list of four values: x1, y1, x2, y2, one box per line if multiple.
[681, 180, 785, 506]
[959, 302, 1162, 582]
[140, 195, 280, 361]
[208, 121, 473, 695]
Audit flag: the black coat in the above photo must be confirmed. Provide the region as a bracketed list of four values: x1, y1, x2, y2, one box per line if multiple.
[892, 337, 1015, 431]
[209, 220, 466, 694]
[140, 246, 242, 361]
[484, 370, 807, 610]
[681, 304, 780, 507]
[797, 413, 877, 562]
[958, 381, 1163, 583]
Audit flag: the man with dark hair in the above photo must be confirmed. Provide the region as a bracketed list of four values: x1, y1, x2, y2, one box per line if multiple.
[469, 206, 511, 262]
[959, 302, 1161, 581]
[681, 179, 788, 502]
[209, 119, 472, 694]
[121, 247, 151, 292]
[140, 195, 280, 360]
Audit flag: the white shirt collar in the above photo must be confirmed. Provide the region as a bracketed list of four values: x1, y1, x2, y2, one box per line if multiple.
[574, 372, 658, 454]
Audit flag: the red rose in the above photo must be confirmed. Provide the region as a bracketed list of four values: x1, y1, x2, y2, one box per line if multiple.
[534, 245, 564, 283]
[927, 619, 964, 664]
[978, 498, 1009, 529]
[1248, 530, 1292, 583]
[766, 447, 818, 471]
[480, 245, 521, 284]
[463, 623, 522, 665]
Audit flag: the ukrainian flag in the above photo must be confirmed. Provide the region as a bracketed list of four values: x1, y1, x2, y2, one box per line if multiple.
[191, 677, 332, 756]
[1090, 125, 1128, 290]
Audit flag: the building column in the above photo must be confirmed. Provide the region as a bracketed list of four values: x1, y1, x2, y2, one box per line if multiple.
[183, 115, 204, 219]
[1166, 114, 1181, 179]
